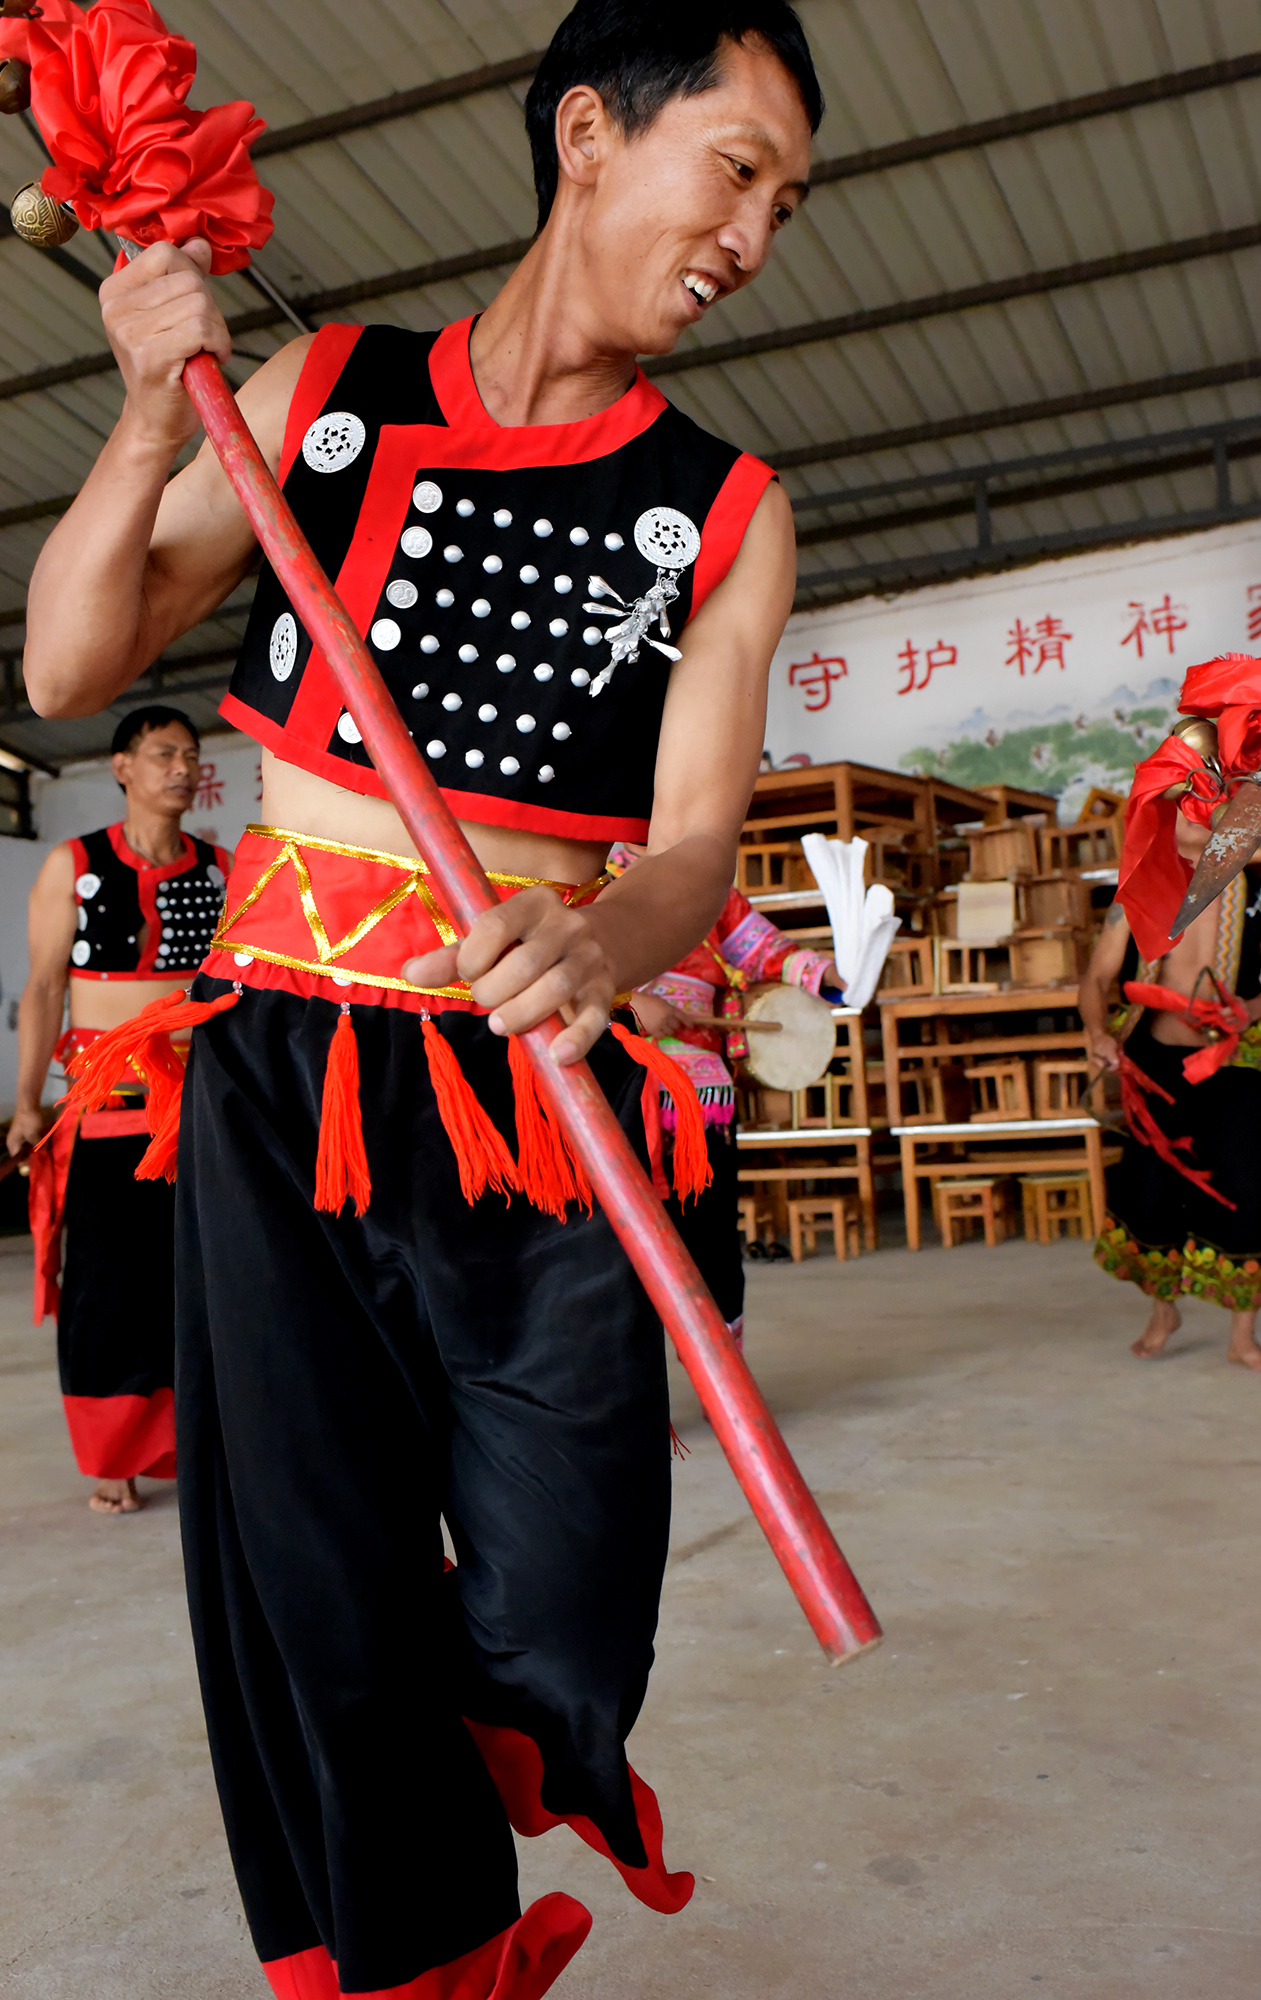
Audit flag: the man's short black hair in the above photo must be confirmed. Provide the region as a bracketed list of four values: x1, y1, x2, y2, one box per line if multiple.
[525, 2, 823, 229]
[110, 705, 200, 759]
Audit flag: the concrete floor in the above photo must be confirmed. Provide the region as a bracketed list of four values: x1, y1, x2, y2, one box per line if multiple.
[3, 1232, 1261, 1999]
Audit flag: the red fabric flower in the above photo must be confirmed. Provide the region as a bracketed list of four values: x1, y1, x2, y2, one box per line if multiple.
[1118, 653, 1261, 959]
[0, 0, 273, 273]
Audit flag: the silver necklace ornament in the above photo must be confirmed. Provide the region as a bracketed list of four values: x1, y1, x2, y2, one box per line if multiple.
[582, 507, 701, 696]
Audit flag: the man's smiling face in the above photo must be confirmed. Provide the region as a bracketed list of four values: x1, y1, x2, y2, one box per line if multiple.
[568, 33, 812, 357]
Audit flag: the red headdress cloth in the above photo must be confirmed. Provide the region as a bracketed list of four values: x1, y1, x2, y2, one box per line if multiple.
[1118, 653, 1261, 961]
[0, 0, 272, 273]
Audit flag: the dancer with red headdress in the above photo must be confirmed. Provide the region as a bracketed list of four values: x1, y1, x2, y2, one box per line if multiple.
[12, 2, 829, 1994]
[1085, 655, 1261, 1367]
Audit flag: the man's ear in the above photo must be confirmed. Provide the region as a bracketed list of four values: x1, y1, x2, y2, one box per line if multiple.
[110, 750, 129, 787]
[554, 83, 615, 197]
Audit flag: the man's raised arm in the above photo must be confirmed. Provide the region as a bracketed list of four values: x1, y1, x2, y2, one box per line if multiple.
[24, 239, 308, 719]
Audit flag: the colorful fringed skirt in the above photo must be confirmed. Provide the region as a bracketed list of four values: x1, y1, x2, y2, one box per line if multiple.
[1095, 1013, 1261, 1310]
[71, 827, 703, 2000]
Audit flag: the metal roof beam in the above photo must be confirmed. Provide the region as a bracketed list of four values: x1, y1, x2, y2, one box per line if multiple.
[646, 222, 1261, 378]
[794, 428, 1261, 548]
[4, 220, 1259, 408]
[771, 359, 1261, 471]
[252, 52, 542, 158]
[795, 498, 1261, 608]
[248, 49, 1261, 175]
[811, 51, 1261, 186]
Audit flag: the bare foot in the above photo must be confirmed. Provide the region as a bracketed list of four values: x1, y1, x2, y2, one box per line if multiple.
[88, 1479, 142, 1515]
[1132, 1302, 1181, 1359]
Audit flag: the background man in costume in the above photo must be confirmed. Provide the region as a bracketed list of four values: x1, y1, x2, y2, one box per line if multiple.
[620, 843, 844, 1337]
[21, 5, 822, 1996]
[7, 706, 230, 1511]
[1084, 660, 1261, 1370]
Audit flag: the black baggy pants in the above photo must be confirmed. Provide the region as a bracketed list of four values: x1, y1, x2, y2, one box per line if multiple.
[175, 981, 676, 1995]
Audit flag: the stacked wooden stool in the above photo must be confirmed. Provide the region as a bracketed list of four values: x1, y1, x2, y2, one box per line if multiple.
[937, 1177, 1016, 1247]
[1019, 1171, 1095, 1242]
[787, 1194, 862, 1262]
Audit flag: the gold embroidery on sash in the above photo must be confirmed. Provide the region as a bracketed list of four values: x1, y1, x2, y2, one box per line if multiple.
[211, 825, 608, 999]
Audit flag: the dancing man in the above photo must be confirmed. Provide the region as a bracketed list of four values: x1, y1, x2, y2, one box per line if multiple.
[22, 4, 821, 1994]
[9, 706, 229, 1511]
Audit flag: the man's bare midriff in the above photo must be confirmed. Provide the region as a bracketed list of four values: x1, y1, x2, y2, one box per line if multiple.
[69, 973, 192, 1032]
[1148, 896, 1225, 1046]
[261, 748, 611, 890]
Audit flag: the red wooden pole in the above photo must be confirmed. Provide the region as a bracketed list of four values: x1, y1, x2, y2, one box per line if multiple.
[183, 350, 882, 1664]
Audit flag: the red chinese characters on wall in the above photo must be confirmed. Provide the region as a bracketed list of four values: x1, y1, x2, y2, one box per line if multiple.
[1005, 614, 1073, 674]
[788, 650, 848, 710]
[195, 761, 224, 809]
[1121, 594, 1187, 658]
[1247, 584, 1261, 645]
[897, 639, 956, 695]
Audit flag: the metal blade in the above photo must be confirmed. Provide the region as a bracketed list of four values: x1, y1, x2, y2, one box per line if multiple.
[1171, 779, 1261, 935]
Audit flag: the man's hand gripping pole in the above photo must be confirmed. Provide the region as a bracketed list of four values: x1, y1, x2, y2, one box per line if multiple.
[177, 344, 882, 1665]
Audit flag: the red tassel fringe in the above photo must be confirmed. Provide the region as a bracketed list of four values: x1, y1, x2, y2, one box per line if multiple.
[609, 1022, 712, 1203]
[56, 986, 240, 1184]
[314, 1006, 372, 1217]
[506, 1034, 593, 1219]
[421, 1017, 518, 1205]
[1118, 1050, 1236, 1210]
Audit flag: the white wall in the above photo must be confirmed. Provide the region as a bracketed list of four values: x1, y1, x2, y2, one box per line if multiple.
[772, 517, 1261, 820]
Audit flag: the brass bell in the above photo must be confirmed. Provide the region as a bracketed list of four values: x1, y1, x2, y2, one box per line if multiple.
[0, 57, 29, 115]
[10, 181, 78, 248]
[1171, 714, 1222, 770]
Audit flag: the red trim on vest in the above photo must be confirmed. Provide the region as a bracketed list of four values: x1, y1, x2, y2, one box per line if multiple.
[261, 1893, 591, 2000]
[61, 1386, 176, 1481]
[220, 318, 767, 839]
[279, 323, 365, 485]
[691, 453, 777, 615]
[218, 698, 651, 840]
[464, 1719, 694, 1916]
[99, 823, 201, 976]
[429, 316, 667, 464]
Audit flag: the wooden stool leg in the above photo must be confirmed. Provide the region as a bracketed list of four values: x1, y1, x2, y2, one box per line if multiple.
[832, 1201, 847, 1262]
[789, 1205, 805, 1262]
[981, 1188, 997, 1248]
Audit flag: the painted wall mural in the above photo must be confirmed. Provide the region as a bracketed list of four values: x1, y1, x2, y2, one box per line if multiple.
[767, 519, 1261, 821]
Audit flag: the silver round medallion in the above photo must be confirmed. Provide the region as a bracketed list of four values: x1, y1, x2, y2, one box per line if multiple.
[337, 711, 363, 744]
[413, 480, 444, 514]
[270, 611, 299, 681]
[208, 865, 225, 889]
[371, 618, 402, 651]
[634, 506, 701, 570]
[302, 411, 366, 474]
[386, 579, 419, 611]
[75, 871, 101, 901]
[401, 526, 433, 561]
[71, 939, 90, 967]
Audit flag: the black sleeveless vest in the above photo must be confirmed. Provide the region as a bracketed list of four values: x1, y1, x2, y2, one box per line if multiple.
[68, 824, 230, 978]
[223, 318, 774, 843]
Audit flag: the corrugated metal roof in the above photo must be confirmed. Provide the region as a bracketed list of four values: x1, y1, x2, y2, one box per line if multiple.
[1, 0, 1260, 765]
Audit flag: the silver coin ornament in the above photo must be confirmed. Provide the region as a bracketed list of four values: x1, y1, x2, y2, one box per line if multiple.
[337, 712, 363, 744]
[302, 412, 366, 474]
[71, 940, 91, 967]
[401, 526, 433, 561]
[270, 612, 299, 682]
[413, 480, 444, 514]
[75, 872, 101, 901]
[634, 506, 701, 571]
